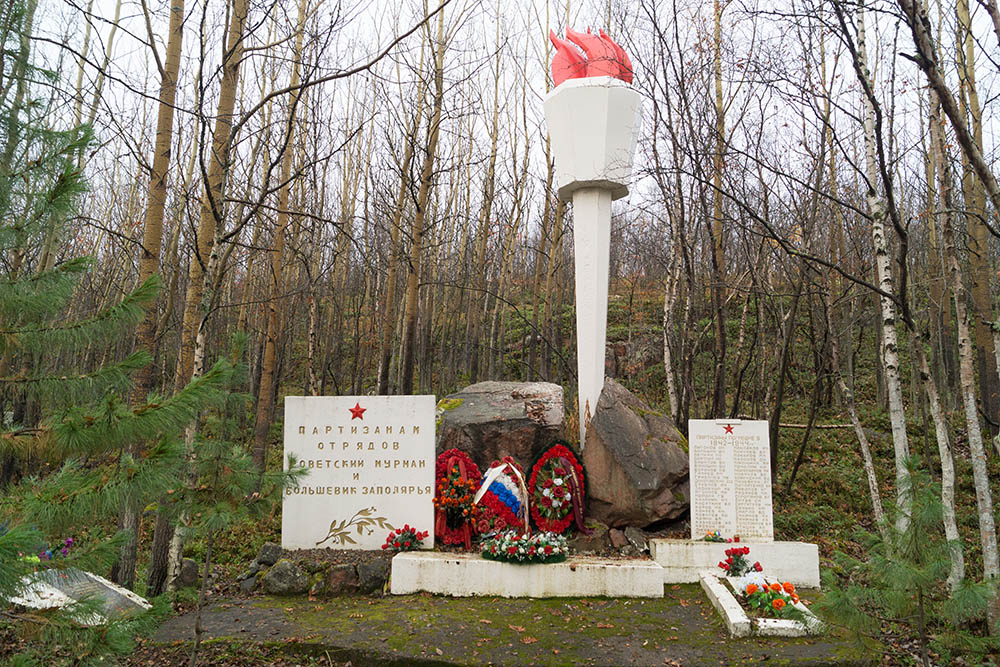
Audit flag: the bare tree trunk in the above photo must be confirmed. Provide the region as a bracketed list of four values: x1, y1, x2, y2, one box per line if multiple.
[149, 0, 250, 595]
[377, 55, 427, 395]
[822, 287, 885, 531]
[955, 0, 999, 438]
[111, 0, 186, 590]
[251, 0, 308, 474]
[934, 99, 999, 628]
[857, 1, 912, 526]
[399, 7, 447, 394]
[709, 0, 727, 418]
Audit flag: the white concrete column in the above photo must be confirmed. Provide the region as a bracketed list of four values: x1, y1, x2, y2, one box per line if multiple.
[572, 187, 613, 446]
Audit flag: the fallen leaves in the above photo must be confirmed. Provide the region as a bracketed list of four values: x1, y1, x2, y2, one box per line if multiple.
[509, 624, 526, 632]
[521, 636, 538, 644]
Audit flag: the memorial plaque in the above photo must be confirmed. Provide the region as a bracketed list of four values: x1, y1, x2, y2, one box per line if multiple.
[688, 419, 773, 541]
[282, 395, 435, 550]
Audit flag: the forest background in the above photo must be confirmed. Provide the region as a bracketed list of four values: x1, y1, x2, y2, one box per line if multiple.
[1, 0, 1000, 661]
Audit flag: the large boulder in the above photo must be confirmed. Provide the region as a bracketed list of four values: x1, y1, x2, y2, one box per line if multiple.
[583, 378, 689, 527]
[436, 381, 564, 471]
[260, 559, 309, 596]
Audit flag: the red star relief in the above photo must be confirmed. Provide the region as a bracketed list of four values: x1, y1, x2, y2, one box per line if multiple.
[349, 402, 366, 420]
[724, 424, 734, 434]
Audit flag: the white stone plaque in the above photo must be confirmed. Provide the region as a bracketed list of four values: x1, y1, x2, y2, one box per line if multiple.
[688, 419, 773, 541]
[282, 395, 435, 550]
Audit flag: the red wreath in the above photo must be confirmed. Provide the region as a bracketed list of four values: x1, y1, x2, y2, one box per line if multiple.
[434, 449, 481, 549]
[529, 443, 587, 534]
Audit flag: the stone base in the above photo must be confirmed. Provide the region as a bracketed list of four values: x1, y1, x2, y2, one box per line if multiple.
[700, 572, 823, 638]
[390, 552, 664, 598]
[649, 539, 821, 588]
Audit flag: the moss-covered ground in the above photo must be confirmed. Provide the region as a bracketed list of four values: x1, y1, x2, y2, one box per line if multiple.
[150, 585, 872, 665]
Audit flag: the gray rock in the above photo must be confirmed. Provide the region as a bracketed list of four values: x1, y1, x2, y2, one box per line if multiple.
[260, 559, 309, 596]
[328, 564, 360, 594]
[582, 378, 689, 528]
[358, 556, 391, 594]
[239, 575, 258, 595]
[569, 520, 609, 554]
[624, 526, 649, 553]
[436, 381, 564, 471]
[609, 528, 628, 549]
[255, 542, 283, 566]
[237, 562, 262, 581]
[175, 558, 199, 589]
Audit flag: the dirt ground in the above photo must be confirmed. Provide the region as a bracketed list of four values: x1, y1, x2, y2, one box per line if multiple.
[144, 584, 873, 666]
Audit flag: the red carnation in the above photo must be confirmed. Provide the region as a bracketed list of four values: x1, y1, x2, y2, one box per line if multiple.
[381, 544, 388, 549]
[726, 556, 733, 564]
[507, 546, 517, 555]
[734, 536, 740, 543]
[725, 548, 732, 557]
[754, 562, 762, 572]
[405, 541, 411, 547]
[727, 538, 732, 543]
[543, 479, 553, 488]
[544, 545, 553, 554]
[542, 497, 552, 507]
[554, 467, 566, 476]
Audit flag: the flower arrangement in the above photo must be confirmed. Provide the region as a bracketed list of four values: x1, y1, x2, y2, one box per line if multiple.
[702, 530, 740, 543]
[434, 467, 478, 527]
[717, 545, 762, 578]
[475, 457, 529, 535]
[381, 525, 429, 552]
[741, 580, 802, 619]
[480, 530, 569, 564]
[528, 442, 586, 534]
[20, 537, 74, 564]
[434, 449, 481, 548]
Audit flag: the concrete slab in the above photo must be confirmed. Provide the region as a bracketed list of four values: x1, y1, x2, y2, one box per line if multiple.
[390, 552, 664, 598]
[699, 570, 751, 637]
[650, 539, 821, 588]
[699, 572, 823, 638]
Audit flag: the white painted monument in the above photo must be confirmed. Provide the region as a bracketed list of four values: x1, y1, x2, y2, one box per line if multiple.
[282, 395, 435, 550]
[649, 418, 822, 588]
[688, 419, 773, 540]
[544, 28, 641, 446]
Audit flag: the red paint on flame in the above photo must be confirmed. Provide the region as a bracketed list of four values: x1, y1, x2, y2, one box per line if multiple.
[549, 27, 633, 87]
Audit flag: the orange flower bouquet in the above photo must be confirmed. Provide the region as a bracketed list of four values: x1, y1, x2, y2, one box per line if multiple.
[743, 579, 802, 619]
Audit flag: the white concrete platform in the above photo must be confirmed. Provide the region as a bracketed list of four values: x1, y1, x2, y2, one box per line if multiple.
[699, 572, 823, 638]
[390, 551, 664, 598]
[650, 539, 821, 588]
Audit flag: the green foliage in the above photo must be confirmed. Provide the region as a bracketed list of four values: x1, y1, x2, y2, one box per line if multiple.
[815, 458, 999, 664]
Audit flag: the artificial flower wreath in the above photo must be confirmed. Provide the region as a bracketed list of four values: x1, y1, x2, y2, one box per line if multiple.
[433, 449, 481, 549]
[474, 456, 529, 535]
[528, 441, 587, 534]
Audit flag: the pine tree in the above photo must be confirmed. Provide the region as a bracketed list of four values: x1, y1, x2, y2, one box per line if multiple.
[816, 459, 998, 665]
[0, 1, 234, 661]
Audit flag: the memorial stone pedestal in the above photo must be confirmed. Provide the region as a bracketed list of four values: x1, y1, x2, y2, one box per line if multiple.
[649, 419, 821, 588]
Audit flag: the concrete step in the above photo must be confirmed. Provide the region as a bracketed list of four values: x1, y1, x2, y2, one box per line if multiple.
[650, 539, 821, 588]
[390, 551, 664, 598]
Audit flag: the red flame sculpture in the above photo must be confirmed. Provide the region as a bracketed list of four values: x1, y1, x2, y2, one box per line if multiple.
[549, 27, 633, 87]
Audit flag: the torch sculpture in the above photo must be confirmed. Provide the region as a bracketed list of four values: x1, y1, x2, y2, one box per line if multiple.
[544, 28, 641, 447]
